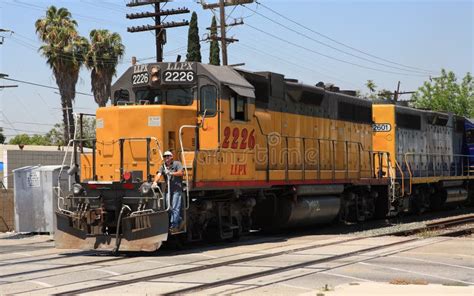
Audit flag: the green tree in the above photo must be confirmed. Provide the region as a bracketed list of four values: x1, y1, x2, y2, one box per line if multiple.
[186, 12, 201, 62]
[378, 89, 393, 100]
[365, 80, 377, 99]
[209, 16, 220, 66]
[35, 6, 88, 143]
[46, 118, 96, 147]
[411, 69, 474, 117]
[362, 80, 393, 100]
[86, 29, 125, 107]
[7, 119, 95, 147]
[9, 134, 51, 146]
[0, 132, 5, 144]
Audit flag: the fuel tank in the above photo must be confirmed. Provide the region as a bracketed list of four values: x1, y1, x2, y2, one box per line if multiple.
[255, 195, 341, 230]
[444, 187, 469, 204]
[277, 196, 341, 228]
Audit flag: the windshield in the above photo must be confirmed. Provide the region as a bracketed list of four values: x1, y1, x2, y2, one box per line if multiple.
[135, 88, 193, 106]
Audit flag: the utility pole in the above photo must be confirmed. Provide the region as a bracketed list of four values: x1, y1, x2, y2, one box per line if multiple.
[393, 81, 415, 101]
[201, 0, 253, 65]
[0, 74, 18, 89]
[0, 28, 13, 45]
[126, 0, 190, 62]
[219, 0, 228, 65]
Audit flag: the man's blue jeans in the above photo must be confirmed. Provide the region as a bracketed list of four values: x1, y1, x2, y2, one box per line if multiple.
[170, 190, 182, 228]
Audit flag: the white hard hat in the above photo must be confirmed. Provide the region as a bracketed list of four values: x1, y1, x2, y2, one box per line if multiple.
[163, 150, 173, 157]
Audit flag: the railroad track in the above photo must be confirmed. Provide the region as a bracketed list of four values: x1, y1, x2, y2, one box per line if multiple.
[392, 214, 474, 236]
[57, 214, 474, 295]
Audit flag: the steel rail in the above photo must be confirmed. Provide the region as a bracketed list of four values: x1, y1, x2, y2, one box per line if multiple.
[391, 214, 474, 236]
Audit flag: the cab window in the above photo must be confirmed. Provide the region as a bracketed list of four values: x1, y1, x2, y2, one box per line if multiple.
[135, 88, 193, 106]
[230, 95, 248, 121]
[166, 88, 193, 105]
[136, 89, 162, 104]
[200, 85, 217, 116]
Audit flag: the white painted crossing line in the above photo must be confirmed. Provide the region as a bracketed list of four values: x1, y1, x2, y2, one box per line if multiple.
[321, 271, 373, 282]
[94, 268, 121, 276]
[358, 262, 474, 285]
[278, 282, 313, 291]
[11, 252, 33, 257]
[27, 280, 53, 288]
[391, 255, 474, 270]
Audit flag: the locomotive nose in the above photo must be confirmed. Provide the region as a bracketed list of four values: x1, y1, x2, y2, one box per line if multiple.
[93, 106, 165, 182]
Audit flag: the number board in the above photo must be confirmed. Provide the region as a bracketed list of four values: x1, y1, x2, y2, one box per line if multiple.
[222, 127, 256, 150]
[132, 72, 149, 86]
[162, 70, 195, 84]
[372, 123, 392, 132]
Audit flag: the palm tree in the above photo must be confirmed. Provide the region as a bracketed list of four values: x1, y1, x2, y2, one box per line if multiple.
[86, 29, 125, 107]
[366, 80, 377, 94]
[35, 6, 88, 143]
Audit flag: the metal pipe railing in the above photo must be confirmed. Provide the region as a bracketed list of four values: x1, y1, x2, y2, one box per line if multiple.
[403, 152, 474, 195]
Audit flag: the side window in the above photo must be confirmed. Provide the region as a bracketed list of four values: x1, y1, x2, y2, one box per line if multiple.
[200, 85, 217, 116]
[230, 95, 247, 121]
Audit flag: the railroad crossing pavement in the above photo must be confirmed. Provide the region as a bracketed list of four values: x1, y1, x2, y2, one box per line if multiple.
[0, 232, 472, 295]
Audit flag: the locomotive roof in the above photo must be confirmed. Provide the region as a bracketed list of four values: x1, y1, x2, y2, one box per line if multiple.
[200, 64, 255, 98]
[111, 62, 256, 100]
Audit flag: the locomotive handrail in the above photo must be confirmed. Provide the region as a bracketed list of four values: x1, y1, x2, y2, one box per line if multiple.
[404, 154, 414, 195]
[254, 115, 391, 181]
[403, 152, 474, 177]
[387, 160, 396, 201]
[76, 134, 171, 212]
[395, 160, 405, 197]
[117, 136, 171, 212]
[403, 152, 473, 196]
[179, 124, 199, 211]
[78, 113, 96, 153]
[57, 113, 83, 216]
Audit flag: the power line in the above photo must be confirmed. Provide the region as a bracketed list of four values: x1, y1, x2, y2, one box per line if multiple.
[242, 4, 433, 75]
[126, 0, 190, 62]
[2, 127, 49, 134]
[9, 34, 128, 65]
[243, 22, 429, 77]
[237, 42, 358, 89]
[81, 0, 128, 14]
[6, 0, 126, 28]
[11, 121, 56, 127]
[1, 77, 93, 97]
[254, 1, 436, 74]
[0, 111, 21, 135]
[201, 0, 254, 65]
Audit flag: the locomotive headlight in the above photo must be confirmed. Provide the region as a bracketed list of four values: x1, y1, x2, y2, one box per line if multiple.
[151, 66, 160, 83]
[140, 182, 152, 196]
[73, 183, 84, 196]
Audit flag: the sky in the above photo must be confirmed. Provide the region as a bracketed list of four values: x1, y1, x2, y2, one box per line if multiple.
[0, 0, 473, 140]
